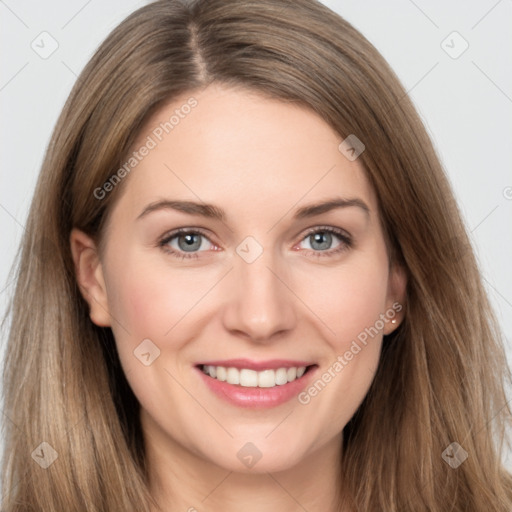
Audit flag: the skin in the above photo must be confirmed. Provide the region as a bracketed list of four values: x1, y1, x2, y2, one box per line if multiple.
[71, 83, 406, 512]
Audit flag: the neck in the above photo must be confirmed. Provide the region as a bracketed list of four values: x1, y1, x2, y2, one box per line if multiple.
[144, 417, 346, 512]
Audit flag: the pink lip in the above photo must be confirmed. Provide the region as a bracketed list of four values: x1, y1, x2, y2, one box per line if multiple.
[196, 358, 314, 371]
[194, 363, 318, 409]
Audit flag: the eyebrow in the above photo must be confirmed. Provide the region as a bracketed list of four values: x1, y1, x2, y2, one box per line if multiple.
[136, 197, 370, 222]
[293, 197, 370, 219]
[137, 200, 226, 221]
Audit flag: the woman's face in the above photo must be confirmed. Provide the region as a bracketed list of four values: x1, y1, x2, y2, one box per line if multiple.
[72, 83, 405, 474]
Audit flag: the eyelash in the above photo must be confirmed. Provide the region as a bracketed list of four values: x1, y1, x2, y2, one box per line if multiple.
[158, 226, 353, 260]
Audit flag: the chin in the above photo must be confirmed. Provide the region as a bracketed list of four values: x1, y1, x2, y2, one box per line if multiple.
[203, 439, 310, 474]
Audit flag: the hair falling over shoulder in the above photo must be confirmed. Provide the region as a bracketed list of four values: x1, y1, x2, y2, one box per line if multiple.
[2, 0, 511, 510]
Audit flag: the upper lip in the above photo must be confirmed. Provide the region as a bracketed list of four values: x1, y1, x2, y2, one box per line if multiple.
[196, 359, 316, 371]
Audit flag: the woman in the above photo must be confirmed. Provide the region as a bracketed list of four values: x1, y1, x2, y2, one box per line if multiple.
[2, 0, 511, 510]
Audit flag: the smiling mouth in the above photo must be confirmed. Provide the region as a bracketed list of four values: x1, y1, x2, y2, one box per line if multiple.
[198, 364, 317, 388]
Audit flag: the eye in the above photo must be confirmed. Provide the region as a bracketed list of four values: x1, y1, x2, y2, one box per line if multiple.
[158, 226, 352, 260]
[297, 227, 352, 256]
[159, 228, 216, 259]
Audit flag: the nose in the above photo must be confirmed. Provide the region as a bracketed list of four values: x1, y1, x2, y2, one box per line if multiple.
[221, 246, 297, 343]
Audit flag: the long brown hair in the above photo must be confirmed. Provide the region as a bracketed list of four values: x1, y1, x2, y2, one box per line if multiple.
[2, 0, 511, 510]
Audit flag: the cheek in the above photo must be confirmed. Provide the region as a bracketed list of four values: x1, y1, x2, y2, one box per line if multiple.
[107, 270, 169, 339]
[105, 254, 215, 342]
[102, 257, 201, 410]
[301, 256, 389, 347]
[295, 261, 388, 430]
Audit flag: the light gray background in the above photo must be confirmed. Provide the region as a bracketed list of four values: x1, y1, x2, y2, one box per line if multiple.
[1, 0, 511, 471]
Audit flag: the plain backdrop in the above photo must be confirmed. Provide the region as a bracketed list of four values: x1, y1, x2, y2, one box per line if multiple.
[1, 0, 511, 475]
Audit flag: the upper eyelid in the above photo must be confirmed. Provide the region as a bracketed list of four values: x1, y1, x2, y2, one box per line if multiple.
[301, 225, 350, 237]
[160, 227, 213, 242]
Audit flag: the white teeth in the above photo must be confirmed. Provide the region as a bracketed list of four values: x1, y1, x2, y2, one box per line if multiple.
[274, 368, 288, 386]
[215, 366, 226, 381]
[287, 367, 297, 381]
[226, 367, 240, 385]
[240, 369, 258, 387]
[201, 365, 308, 387]
[258, 370, 276, 388]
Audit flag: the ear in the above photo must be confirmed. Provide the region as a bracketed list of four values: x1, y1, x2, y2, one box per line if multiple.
[70, 228, 111, 327]
[383, 262, 407, 335]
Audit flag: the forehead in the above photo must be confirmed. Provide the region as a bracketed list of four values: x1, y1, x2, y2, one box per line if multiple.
[113, 83, 376, 222]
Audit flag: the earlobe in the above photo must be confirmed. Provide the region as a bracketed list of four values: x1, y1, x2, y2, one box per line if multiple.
[384, 263, 407, 335]
[70, 228, 112, 327]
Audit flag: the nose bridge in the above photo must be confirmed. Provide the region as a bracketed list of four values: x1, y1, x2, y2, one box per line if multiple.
[221, 241, 296, 341]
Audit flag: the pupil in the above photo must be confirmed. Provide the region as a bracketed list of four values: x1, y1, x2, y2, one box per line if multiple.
[178, 234, 201, 251]
[310, 232, 332, 251]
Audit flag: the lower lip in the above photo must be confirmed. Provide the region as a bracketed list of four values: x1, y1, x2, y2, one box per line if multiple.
[195, 366, 318, 409]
